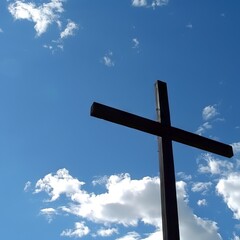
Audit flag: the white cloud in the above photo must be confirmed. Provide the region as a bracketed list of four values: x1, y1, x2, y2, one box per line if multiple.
[191, 182, 212, 194]
[102, 52, 115, 67]
[116, 231, 140, 240]
[132, 38, 140, 48]
[97, 227, 118, 237]
[216, 173, 240, 219]
[43, 44, 53, 50]
[141, 231, 162, 240]
[176, 181, 221, 240]
[151, 0, 169, 8]
[186, 23, 193, 29]
[235, 224, 240, 230]
[32, 168, 222, 240]
[231, 142, 240, 155]
[196, 122, 212, 135]
[8, 0, 64, 36]
[198, 153, 234, 175]
[8, 0, 78, 51]
[196, 104, 224, 135]
[40, 207, 56, 215]
[77, 173, 160, 226]
[202, 105, 219, 121]
[24, 181, 31, 192]
[34, 168, 85, 202]
[61, 222, 90, 238]
[233, 234, 240, 240]
[132, 0, 147, 7]
[92, 175, 109, 186]
[40, 208, 57, 223]
[60, 20, 78, 39]
[132, 0, 169, 8]
[197, 199, 208, 206]
[177, 172, 192, 181]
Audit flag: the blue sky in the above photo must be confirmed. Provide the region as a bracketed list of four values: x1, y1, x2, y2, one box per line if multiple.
[1, 0, 240, 239]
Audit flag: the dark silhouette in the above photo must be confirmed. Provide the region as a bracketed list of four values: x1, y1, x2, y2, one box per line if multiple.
[90, 80, 233, 240]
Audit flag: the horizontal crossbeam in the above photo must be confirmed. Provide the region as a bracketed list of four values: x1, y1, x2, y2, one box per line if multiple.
[91, 102, 233, 158]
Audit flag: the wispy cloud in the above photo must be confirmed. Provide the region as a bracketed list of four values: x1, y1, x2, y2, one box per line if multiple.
[102, 51, 115, 67]
[196, 122, 212, 135]
[132, 0, 169, 8]
[151, 0, 169, 8]
[132, 0, 147, 7]
[198, 153, 234, 175]
[177, 172, 192, 181]
[116, 231, 140, 240]
[40, 208, 57, 223]
[132, 38, 140, 49]
[186, 23, 193, 29]
[191, 182, 212, 194]
[61, 222, 90, 238]
[30, 168, 222, 239]
[24, 181, 31, 192]
[97, 228, 118, 237]
[196, 104, 222, 136]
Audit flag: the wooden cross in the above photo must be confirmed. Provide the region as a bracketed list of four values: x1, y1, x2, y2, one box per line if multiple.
[90, 80, 233, 240]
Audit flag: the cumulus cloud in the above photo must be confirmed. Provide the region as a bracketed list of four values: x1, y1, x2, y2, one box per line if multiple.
[8, 0, 64, 36]
[8, 0, 78, 51]
[216, 173, 240, 219]
[34, 168, 85, 202]
[202, 105, 219, 121]
[32, 168, 222, 239]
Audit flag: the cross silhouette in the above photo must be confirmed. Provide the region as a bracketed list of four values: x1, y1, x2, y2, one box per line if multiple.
[90, 80, 233, 240]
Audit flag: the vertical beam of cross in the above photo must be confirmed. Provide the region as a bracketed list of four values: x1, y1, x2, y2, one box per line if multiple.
[155, 81, 180, 240]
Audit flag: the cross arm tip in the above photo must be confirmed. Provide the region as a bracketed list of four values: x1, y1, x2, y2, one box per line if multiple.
[90, 102, 97, 116]
[228, 146, 234, 158]
[90, 102, 102, 117]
